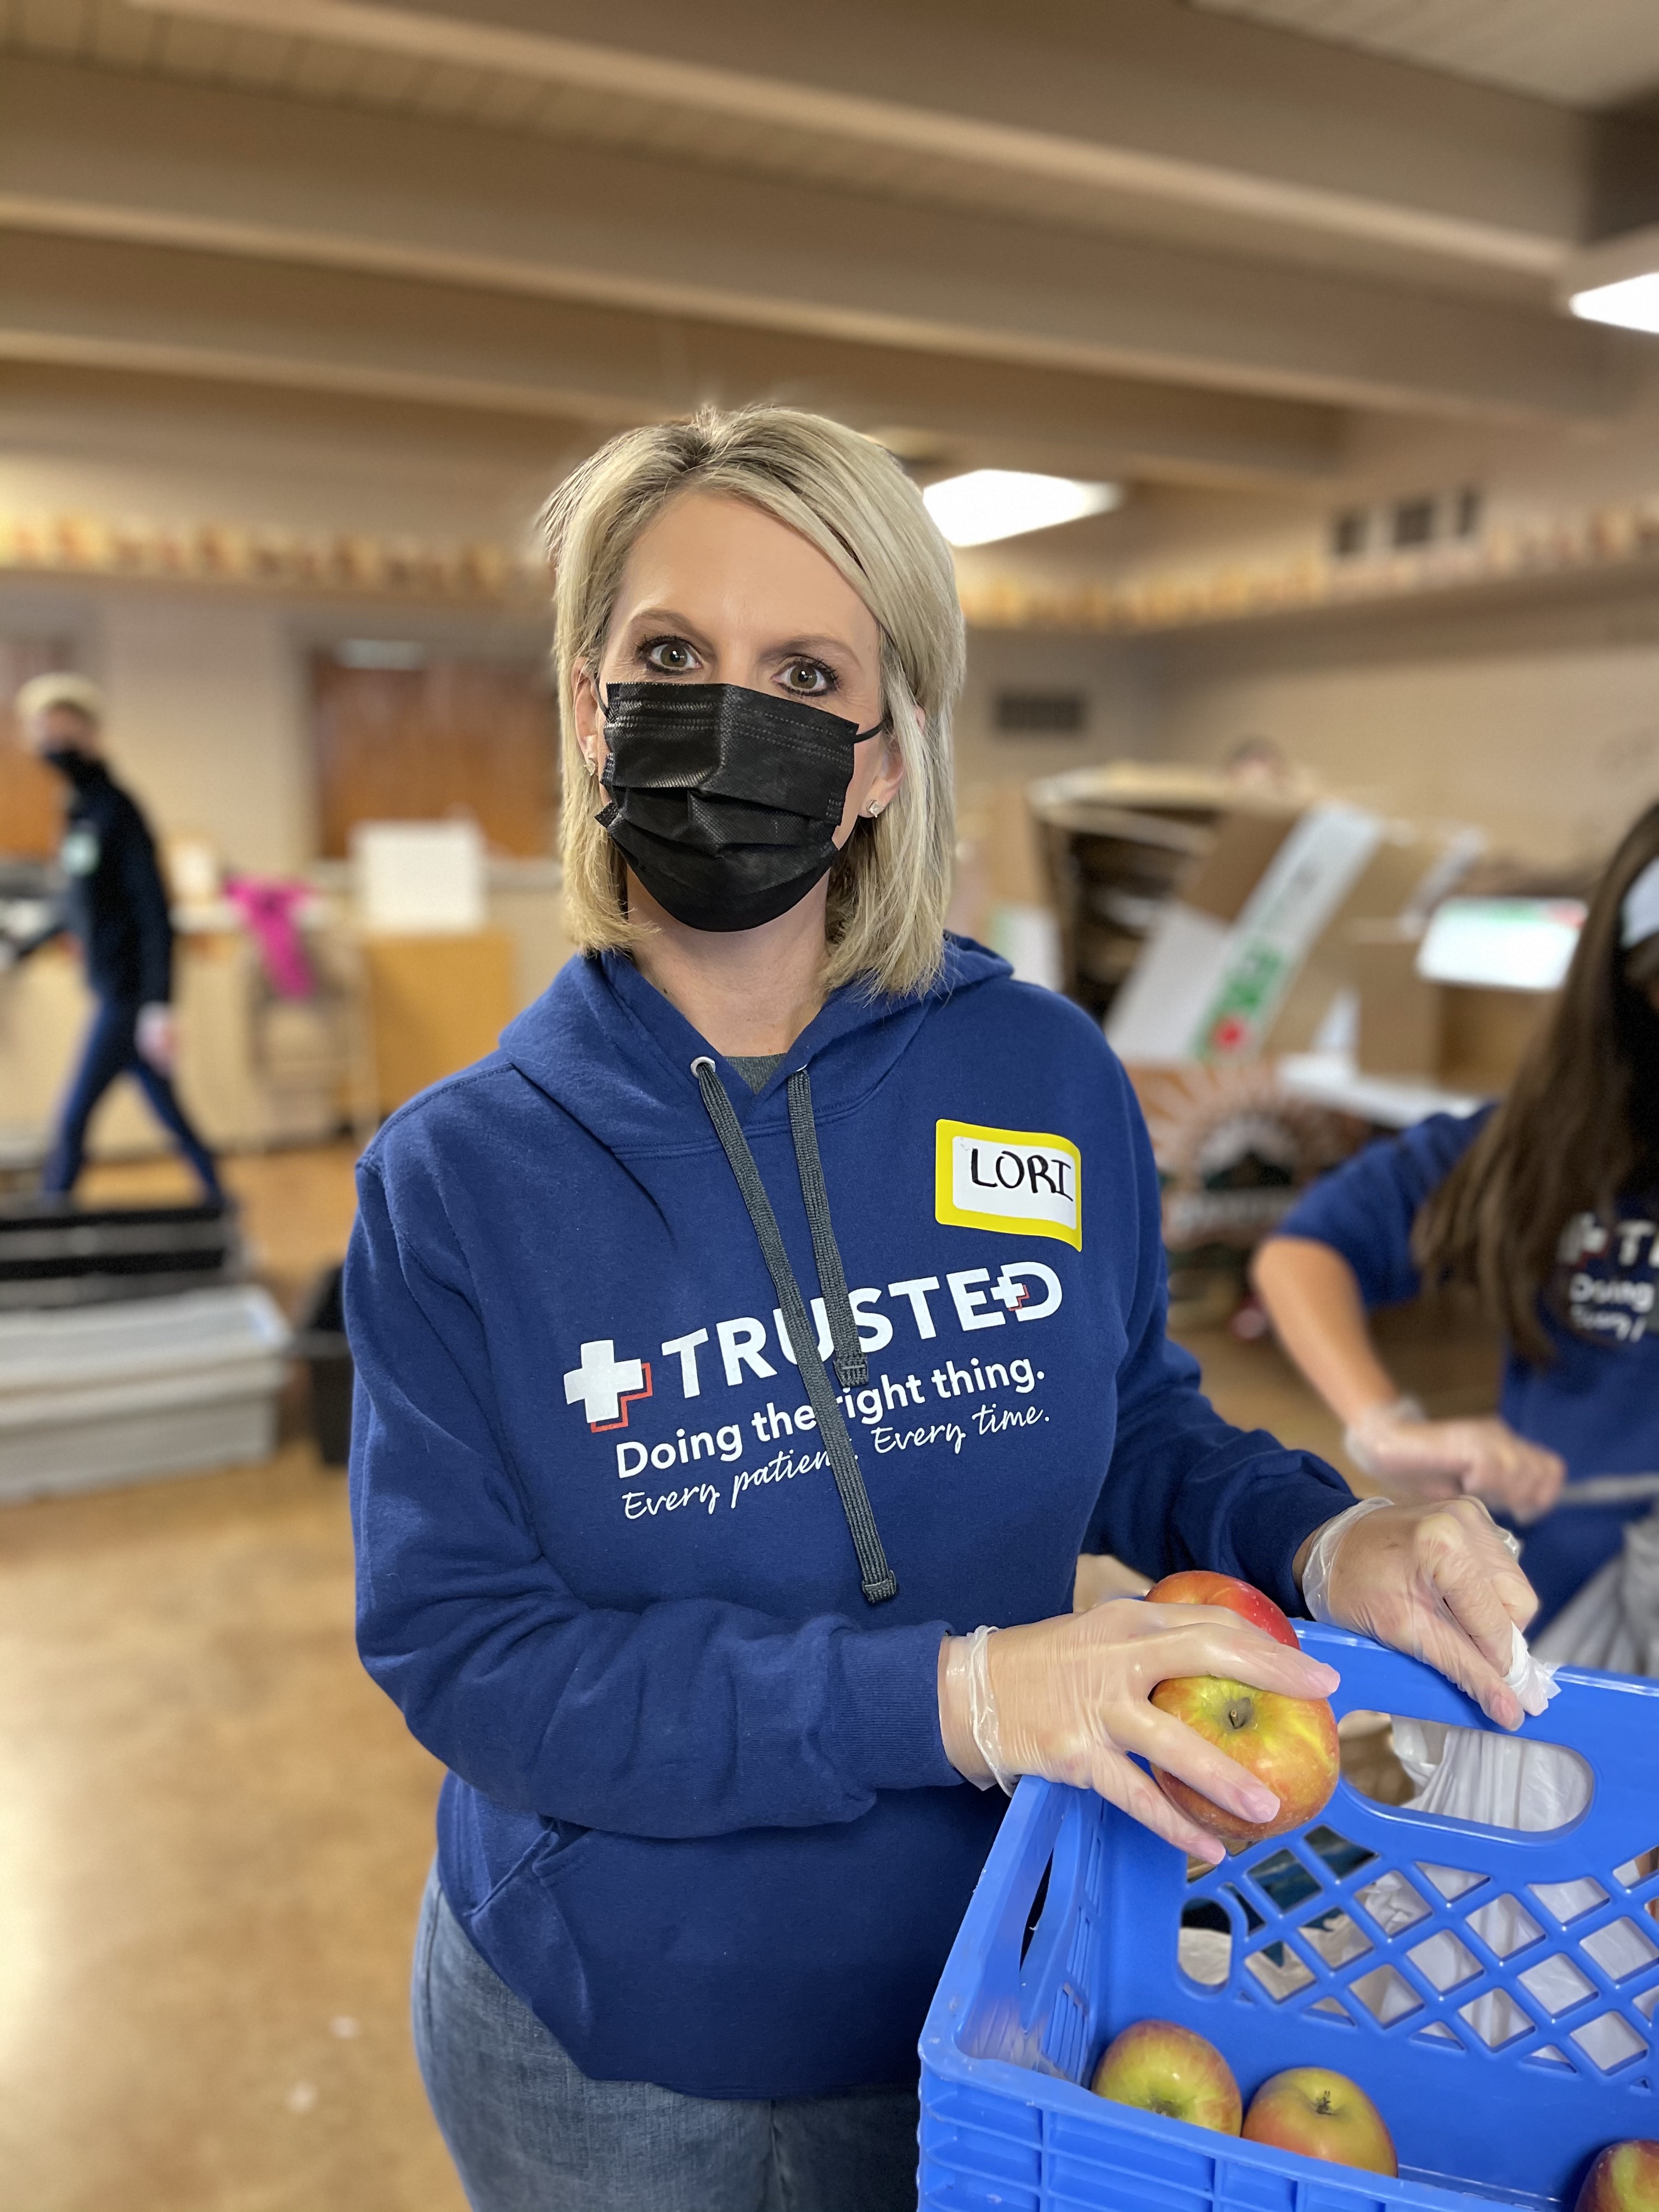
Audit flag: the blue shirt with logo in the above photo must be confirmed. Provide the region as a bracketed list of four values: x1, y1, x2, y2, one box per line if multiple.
[345, 938, 1350, 2098]
[1273, 1109, 1659, 1631]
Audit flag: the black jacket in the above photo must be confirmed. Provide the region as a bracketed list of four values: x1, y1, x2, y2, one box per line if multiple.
[38, 759, 174, 1005]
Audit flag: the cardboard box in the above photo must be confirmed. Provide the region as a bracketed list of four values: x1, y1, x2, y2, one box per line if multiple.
[1441, 984, 1554, 1093]
[1107, 806, 1480, 1068]
[953, 781, 1063, 988]
[1345, 905, 1564, 1096]
[1347, 928, 1440, 1077]
[362, 928, 515, 1113]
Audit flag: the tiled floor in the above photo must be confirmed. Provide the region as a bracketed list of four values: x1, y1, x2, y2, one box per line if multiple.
[1, 1143, 1499, 2209]
[2, 1144, 464, 2212]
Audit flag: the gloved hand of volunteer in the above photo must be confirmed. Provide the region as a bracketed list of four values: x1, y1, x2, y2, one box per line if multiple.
[937, 1601, 1341, 1865]
[1300, 1494, 1538, 1731]
[1345, 1396, 1565, 1523]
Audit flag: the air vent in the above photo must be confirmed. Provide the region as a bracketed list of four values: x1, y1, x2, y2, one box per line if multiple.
[994, 690, 1088, 735]
[1330, 487, 1482, 562]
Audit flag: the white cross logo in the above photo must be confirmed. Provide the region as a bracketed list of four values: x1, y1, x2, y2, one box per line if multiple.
[563, 1339, 651, 1430]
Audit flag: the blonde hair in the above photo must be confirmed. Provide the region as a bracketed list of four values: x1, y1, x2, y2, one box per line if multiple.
[542, 405, 964, 999]
[14, 672, 104, 727]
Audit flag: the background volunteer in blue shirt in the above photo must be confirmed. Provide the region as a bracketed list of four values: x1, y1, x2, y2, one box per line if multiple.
[346, 405, 1537, 2212]
[1254, 800, 1659, 1635]
[4, 673, 222, 1202]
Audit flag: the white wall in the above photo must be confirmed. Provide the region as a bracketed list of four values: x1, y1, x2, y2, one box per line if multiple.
[98, 594, 312, 874]
[952, 627, 1150, 796]
[1140, 586, 1659, 865]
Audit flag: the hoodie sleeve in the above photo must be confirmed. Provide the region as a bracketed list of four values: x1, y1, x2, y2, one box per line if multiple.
[115, 794, 174, 1006]
[1264, 1108, 1493, 1308]
[346, 1155, 959, 1838]
[1085, 1072, 1353, 1615]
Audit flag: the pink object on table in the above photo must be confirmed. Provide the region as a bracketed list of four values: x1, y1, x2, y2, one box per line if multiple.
[224, 876, 315, 998]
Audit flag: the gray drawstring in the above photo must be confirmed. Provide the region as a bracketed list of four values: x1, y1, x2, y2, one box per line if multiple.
[691, 1056, 897, 1605]
[785, 1069, 867, 1390]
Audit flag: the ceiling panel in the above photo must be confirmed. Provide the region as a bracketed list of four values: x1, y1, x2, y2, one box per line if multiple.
[0, 1, 1587, 302]
[1188, 0, 1659, 109]
[82, 0, 164, 66]
[12, 0, 93, 55]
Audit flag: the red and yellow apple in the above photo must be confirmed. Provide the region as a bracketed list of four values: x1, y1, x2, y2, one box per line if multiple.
[1148, 1570, 1301, 1651]
[1575, 2140, 1659, 2211]
[1090, 2019, 1242, 2135]
[1146, 1572, 1339, 1847]
[1243, 2067, 1397, 2177]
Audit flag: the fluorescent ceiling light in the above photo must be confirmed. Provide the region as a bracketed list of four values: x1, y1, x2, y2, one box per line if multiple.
[922, 470, 1122, 548]
[1569, 274, 1659, 334]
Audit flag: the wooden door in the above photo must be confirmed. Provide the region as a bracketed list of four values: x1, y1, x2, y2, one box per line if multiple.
[0, 639, 78, 860]
[311, 655, 557, 860]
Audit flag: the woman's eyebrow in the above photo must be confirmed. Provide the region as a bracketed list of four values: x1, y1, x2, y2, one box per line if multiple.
[765, 633, 865, 662]
[617, 605, 716, 648]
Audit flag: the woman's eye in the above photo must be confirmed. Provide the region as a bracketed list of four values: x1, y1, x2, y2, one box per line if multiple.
[642, 639, 698, 673]
[781, 659, 834, 695]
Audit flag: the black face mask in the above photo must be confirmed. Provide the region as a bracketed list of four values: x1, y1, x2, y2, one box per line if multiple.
[596, 682, 883, 934]
[40, 746, 100, 787]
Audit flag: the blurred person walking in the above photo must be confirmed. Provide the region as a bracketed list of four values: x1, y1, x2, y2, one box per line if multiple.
[6, 674, 222, 1201]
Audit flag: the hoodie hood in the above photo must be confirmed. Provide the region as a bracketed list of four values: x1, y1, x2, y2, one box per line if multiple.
[499, 933, 1011, 1158]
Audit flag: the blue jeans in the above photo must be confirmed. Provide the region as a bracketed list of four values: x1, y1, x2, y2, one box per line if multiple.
[42, 997, 222, 1198]
[412, 1867, 921, 2212]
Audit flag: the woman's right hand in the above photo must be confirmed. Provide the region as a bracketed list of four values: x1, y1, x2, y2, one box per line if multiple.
[1344, 1401, 1565, 1523]
[938, 1601, 1341, 1865]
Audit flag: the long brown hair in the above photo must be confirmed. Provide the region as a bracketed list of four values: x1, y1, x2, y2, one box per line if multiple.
[1414, 802, 1659, 1363]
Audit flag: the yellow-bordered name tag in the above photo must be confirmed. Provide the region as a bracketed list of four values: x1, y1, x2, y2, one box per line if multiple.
[935, 1120, 1081, 1249]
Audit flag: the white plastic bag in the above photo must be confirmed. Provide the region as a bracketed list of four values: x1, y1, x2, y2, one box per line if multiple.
[1383, 1521, 1659, 2059]
[1533, 1510, 1659, 1677]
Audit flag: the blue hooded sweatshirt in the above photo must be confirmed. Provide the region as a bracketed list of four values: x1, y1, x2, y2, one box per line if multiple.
[346, 938, 1351, 2100]
[1273, 1109, 1659, 1631]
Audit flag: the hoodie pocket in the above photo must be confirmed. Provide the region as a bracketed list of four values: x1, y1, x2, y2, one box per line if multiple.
[528, 1816, 602, 1889]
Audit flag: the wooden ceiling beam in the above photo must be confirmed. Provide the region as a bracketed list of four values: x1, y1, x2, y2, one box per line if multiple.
[0, 228, 1347, 488]
[126, 0, 1607, 276]
[0, 55, 1639, 424]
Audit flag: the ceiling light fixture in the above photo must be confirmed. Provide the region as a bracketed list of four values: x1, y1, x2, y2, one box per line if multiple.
[1569, 273, 1659, 335]
[922, 470, 1122, 548]
[1562, 224, 1659, 335]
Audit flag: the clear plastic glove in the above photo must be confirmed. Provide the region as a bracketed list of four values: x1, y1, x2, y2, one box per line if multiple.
[1344, 1396, 1565, 1523]
[1301, 1495, 1538, 1731]
[938, 1600, 1341, 1866]
[135, 1002, 177, 1075]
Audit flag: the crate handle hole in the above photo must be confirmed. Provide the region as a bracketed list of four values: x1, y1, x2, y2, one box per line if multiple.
[1344, 1720, 1592, 1834]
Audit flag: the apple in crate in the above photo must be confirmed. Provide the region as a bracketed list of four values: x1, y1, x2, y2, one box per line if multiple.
[1091, 2019, 1242, 2135]
[1145, 1572, 1339, 1847]
[1243, 2067, 1397, 2177]
[1576, 2141, 1659, 2210]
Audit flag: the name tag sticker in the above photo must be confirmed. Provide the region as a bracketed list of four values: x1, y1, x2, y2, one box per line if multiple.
[935, 1120, 1081, 1249]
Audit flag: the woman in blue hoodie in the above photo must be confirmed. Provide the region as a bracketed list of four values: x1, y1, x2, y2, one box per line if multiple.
[346, 405, 1537, 2212]
[1255, 802, 1659, 1638]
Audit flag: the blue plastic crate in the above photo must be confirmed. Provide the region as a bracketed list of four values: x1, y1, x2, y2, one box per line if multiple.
[919, 1624, 1659, 2212]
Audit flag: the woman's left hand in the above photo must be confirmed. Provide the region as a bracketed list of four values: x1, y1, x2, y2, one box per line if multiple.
[1299, 1497, 1537, 1731]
